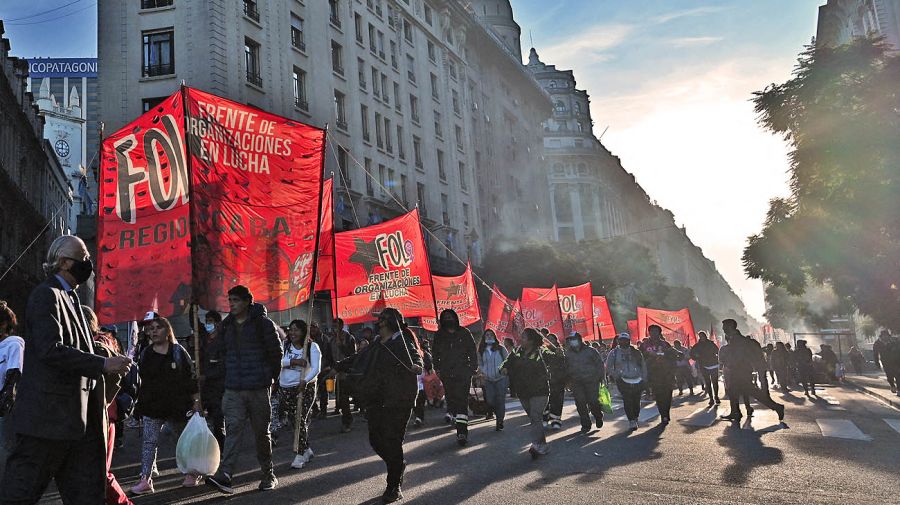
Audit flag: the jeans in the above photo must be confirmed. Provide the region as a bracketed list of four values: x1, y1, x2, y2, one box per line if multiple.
[520, 396, 549, 446]
[483, 377, 509, 423]
[616, 379, 644, 421]
[218, 388, 274, 477]
[700, 366, 720, 399]
[571, 379, 603, 428]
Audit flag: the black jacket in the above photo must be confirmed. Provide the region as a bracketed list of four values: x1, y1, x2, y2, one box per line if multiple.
[359, 329, 423, 407]
[690, 339, 719, 368]
[220, 303, 282, 391]
[432, 326, 477, 378]
[501, 347, 550, 400]
[10, 276, 107, 441]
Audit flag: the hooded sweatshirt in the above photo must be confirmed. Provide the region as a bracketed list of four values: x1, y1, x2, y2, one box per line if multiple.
[432, 309, 477, 378]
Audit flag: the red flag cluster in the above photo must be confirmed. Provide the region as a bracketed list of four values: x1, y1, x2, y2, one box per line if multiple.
[421, 264, 481, 331]
[636, 307, 697, 346]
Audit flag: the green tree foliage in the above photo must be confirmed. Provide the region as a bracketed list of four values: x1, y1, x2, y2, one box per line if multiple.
[744, 37, 900, 330]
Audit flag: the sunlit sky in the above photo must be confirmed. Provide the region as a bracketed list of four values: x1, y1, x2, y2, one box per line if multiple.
[0, 0, 824, 320]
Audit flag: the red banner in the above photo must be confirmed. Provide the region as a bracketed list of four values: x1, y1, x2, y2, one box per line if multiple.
[592, 296, 617, 341]
[485, 285, 520, 343]
[558, 282, 596, 341]
[521, 286, 564, 336]
[314, 178, 334, 293]
[421, 264, 481, 331]
[185, 87, 326, 312]
[333, 209, 436, 323]
[636, 307, 697, 346]
[96, 91, 191, 323]
[627, 319, 639, 341]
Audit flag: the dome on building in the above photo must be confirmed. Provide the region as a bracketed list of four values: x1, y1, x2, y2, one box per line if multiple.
[469, 0, 522, 61]
[470, 0, 514, 21]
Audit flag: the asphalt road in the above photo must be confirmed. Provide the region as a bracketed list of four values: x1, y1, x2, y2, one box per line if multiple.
[39, 382, 900, 504]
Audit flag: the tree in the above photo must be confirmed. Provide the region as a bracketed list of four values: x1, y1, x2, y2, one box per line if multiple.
[744, 37, 900, 330]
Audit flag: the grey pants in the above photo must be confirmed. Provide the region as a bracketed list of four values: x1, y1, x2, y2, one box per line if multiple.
[483, 378, 509, 423]
[520, 396, 548, 446]
[219, 388, 274, 477]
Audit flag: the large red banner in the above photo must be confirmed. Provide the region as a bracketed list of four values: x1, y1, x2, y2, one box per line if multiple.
[558, 282, 596, 341]
[627, 319, 639, 341]
[96, 92, 191, 323]
[185, 87, 326, 311]
[421, 264, 481, 331]
[333, 209, 436, 323]
[521, 286, 565, 337]
[592, 296, 617, 341]
[485, 285, 520, 343]
[636, 307, 697, 346]
[314, 178, 334, 293]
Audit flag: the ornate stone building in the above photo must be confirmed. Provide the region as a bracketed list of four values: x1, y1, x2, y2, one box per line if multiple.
[817, 0, 900, 49]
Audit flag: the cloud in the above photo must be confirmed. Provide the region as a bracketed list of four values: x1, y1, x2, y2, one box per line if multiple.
[667, 36, 725, 48]
[651, 6, 730, 24]
[539, 23, 635, 63]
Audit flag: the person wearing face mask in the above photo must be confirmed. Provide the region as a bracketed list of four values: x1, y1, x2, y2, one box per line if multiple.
[431, 309, 477, 446]
[199, 310, 226, 450]
[275, 320, 321, 470]
[500, 328, 551, 458]
[0, 300, 24, 483]
[639, 325, 681, 425]
[606, 333, 648, 431]
[564, 332, 605, 433]
[477, 330, 509, 431]
[1, 235, 133, 504]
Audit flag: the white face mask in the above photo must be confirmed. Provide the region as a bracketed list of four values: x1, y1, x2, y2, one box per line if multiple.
[205, 323, 215, 333]
[485, 339, 496, 346]
[568, 340, 579, 349]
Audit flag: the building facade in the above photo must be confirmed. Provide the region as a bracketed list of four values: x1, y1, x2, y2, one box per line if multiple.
[527, 48, 756, 330]
[0, 22, 74, 320]
[97, 0, 550, 279]
[817, 0, 900, 48]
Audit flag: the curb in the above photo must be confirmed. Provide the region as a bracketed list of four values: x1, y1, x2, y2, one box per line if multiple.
[843, 378, 899, 410]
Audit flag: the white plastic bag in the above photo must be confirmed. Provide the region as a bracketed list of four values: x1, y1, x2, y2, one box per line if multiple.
[176, 413, 220, 476]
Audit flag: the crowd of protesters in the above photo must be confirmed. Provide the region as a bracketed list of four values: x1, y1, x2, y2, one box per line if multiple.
[3, 235, 900, 504]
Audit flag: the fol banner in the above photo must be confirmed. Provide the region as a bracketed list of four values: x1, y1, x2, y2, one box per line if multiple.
[96, 92, 191, 323]
[485, 285, 520, 343]
[333, 209, 436, 323]
[558, 282, 596, 341]
[636, 307, 697, 346]
[185, 87, 326, 312]
[521, 286, 565, 337]
[627, 319, 639, 341]
[592, 296, 617, 341]
[421, 263, 481, 331]
[314, 178, 335, 293]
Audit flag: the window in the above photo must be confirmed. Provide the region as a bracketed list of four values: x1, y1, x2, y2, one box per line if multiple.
[329, 0, 341, 27]
[390, 41, 398, 68]
[574, 102, 582, 114]
[458, 162, 467, 190]
[454, 125, 463, 150]
[142, 30, 174, 77]
[378, 165, 386, 193]
[354, 13, 364, 43]
[441, 193, 449, 224]
[409, 94, 419, 122]
[401, 174, 409, 205]
[417, 182, 427, 215]
[141, 0, 172, 8]
[338, 146, 351, 188]
[244, 38, 262, 86]
[372, 67, 380, 97]
[434, 111, 442, 137]
[403, 18, 414, 44]
[397, 125, 405, 159]
[388, 5, 396, 29]
[449, 60, 457, 80]
[413, 136, 423, 168]
[142, 96, 167, 112]
[361, 104, 370, 141]
[375, 112, 384, 148]
[358, 58, 366, 90]
[393, 82, 401, 112]
[365, 158, 374, 196]
[406, 54, 416, 83]
[377, 31, 385, 59]
[576, 121, 584, 132]
[291, 14, 305, 51]
[424, 4, 433, 25]
[437, 149, 446, 180]
[387, 168, 396, 195]
[430, 73, 439, 100]
[381, 74, 389, 104]
[334, 90, 347, 130]
[384, 117, 392, 153]
[368, 24, 377, 51]
[427, 40, 436, 62]
[452, 89, 460, 114]
[331, 41, 344, 75]
[292, 67, 308, 110]
[243, 0, 260, 22]
[463, 202, 470, 227]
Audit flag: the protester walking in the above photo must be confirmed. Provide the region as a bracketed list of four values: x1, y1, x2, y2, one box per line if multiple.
[639, 325, 681, 424]
[501, 328, 551, 458]
[1, 235, 133, 504]
[794, 340, 816, 397]
[207, 285, 283, 495]
[672, 340, 695, 396]
[564, 332, 605, 432]
[873, 331, 899, 393]
[606, 333, 648, 431]
[848, 346, 865, 375]
[432, 309, 477, 446]
[477, 329, 509, 431]
[690, 331, 720, 406]
[770, 341, 792, 391]
[199, 310, 226, 450]
[323, 318, 357, 432]
[0, 300, 24, 484]
[718, 319, 785, 423]
[543, 334, 568, 429]
[274, 320, 321, 470]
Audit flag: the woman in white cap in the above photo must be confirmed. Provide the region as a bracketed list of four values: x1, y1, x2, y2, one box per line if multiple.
[605, 333, 648, 431]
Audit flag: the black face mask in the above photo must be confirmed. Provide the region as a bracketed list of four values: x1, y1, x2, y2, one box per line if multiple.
[440, 319, 457, 329]
[69, 258, 94, 284]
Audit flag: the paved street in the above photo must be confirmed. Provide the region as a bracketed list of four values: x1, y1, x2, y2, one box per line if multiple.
[38, 383, 900, 505]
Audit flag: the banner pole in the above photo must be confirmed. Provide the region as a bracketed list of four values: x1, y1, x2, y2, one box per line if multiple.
[304, 125, 329, 375]
[180, 83, 203, 399]
[94, 121, 105, 313]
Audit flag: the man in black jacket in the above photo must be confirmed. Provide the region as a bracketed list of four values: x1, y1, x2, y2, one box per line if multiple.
[323, 318, 357, 432]
[431, 309, 477, 446]
[207, 285, 283, 495]
[718, 319, 785, 423]
[690, 331, 721, 406]
[1, 235, 132, 504]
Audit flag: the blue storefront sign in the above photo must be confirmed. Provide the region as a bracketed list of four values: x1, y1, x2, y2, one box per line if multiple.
[27, 58, 98, 78]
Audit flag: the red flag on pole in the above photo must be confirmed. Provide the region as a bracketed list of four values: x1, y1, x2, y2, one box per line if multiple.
[485, 285, 520, 343]
[333, 209, 436, 323]
[521, 286, 565, 337]
[421, 263, 481, 331]
[558, 282, 596, 341]
[627, 319, 639, 342]
[314, 178, 334, 293]
[636, 307, 697, 346]
[592, 296, 617, 341]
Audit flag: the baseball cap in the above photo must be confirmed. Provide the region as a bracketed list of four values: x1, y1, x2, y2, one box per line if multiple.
[138, 311, 160, 325]
[617, 332, 631, 341]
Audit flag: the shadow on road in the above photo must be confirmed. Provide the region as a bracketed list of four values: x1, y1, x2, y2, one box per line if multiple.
[716, 422, 783, 485]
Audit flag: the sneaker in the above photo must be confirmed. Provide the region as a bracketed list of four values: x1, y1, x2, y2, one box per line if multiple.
[258, 472, 277, 491]
[444, 414, 453, 425]
[661, 416, 670, 425]
[775, 404, 786, 422]
[382, 485, 403, 503]
[549, 421, 562, 430]
[496, 420, 504, 431]
[182, 474, 202, 487]
[580, 425, 591, 434]
[747, 407, 755, 417]
[528, 444, 541, 459]
[719, 413, 742, 422]
[130, 477, 154, 495]
[628, 420, 638, 431]
[303, 448, 314, 462]
[291, 454, 307, 469]
[595, 418, 604, 429]
[206, 473, 234, 495]
[413, 417, 423, 427]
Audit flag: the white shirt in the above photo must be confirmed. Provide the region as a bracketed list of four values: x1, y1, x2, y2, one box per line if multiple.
[280, 341, 321, 387]
[0, 336, 25, 389]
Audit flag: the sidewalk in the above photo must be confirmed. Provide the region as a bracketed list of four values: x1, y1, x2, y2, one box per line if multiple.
[842, 371, 899, 409]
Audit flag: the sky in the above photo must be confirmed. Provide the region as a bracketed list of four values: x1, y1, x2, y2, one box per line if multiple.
[0, 0, 824, 320]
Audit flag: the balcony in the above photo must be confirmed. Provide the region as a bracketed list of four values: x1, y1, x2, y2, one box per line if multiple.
[294, 97, 308, 111]
[336, 119, 348, 131]
[246, 72, 263, 87]
[333, 64, 344, 76]
[142, 63, 174, 77]
[291, 31, 306, 52]
[330, 15, 342, 29]
[243, 2, 260, 22]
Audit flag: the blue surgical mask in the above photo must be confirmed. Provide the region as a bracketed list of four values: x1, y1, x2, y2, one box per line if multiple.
[205, 323, 215, 333]
[485, 339, 496, 345]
